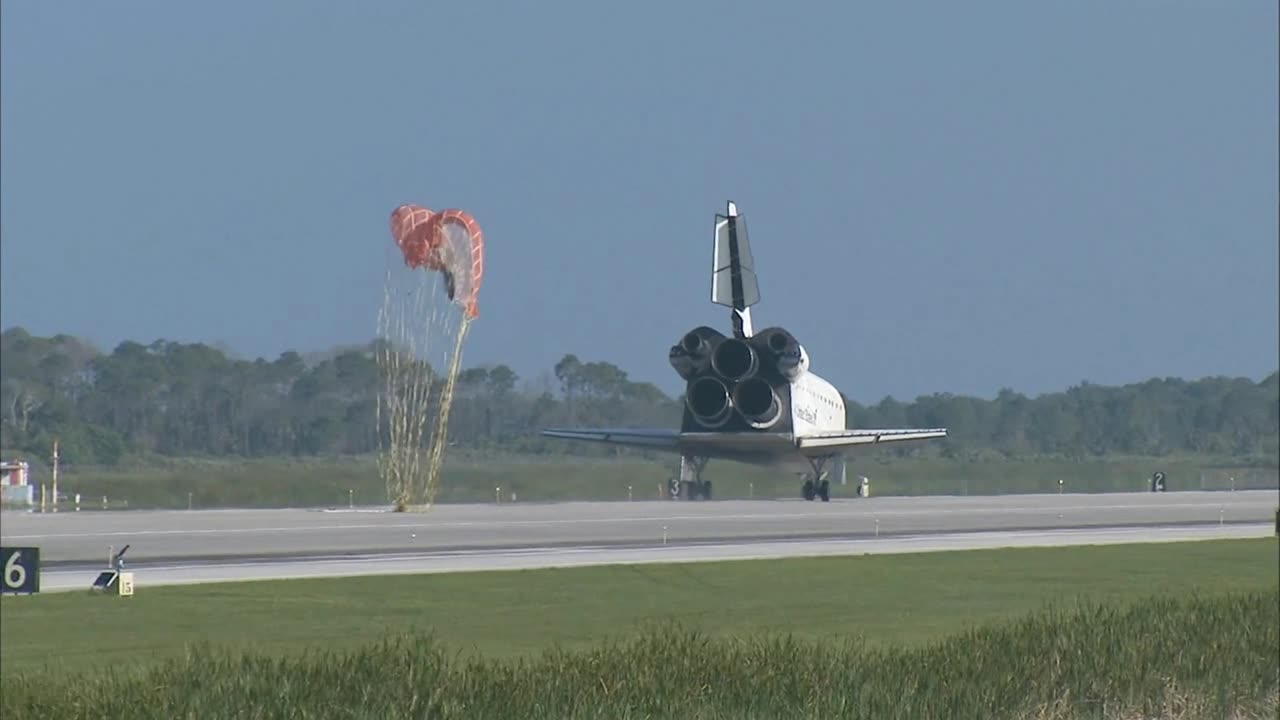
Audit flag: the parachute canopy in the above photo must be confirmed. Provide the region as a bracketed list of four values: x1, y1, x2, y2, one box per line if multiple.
[389, 204, 485, 319]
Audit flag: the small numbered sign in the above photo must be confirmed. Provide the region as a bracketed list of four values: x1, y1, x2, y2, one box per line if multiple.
[668, 478, 681, 499]
[1, 546, 40, 595]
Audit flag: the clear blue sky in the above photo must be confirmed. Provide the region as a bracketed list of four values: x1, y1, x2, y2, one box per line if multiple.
[2, 1, 1276, 403]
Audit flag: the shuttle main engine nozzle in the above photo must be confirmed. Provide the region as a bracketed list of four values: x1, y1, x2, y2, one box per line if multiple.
[687, 376, 734, 428]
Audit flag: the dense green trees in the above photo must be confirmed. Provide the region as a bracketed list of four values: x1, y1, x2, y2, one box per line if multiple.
[1, 327, 1276, 465]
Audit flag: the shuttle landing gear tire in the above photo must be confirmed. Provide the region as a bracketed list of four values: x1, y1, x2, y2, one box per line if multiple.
[678, 456, 712, 501]
[685, 480, 713, 501]
[801, 456, 834, 502]
[801, 479, 831, 502]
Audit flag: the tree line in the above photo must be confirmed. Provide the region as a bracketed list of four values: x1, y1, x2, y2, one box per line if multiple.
[1, 327, 1276, 466]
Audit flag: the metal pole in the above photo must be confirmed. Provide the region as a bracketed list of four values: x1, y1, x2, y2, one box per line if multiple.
[51, 439, 59, 513]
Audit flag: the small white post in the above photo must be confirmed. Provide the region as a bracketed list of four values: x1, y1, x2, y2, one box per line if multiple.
[1058, 479, 1063, 494]
[75, 493, 81, 512]
[749, 482, 754, 499]
[1219, 507, 1224, 526]
[51, 439, 59, 514]
[102, 495, 108, 510]
[627, 485, 632, 502]
[875, 518, 880, 537]
[349, 489, 354, 508]
[188, 492, 193, 511]
[662, 525, 668, 545]
[495, 486, 500, 504]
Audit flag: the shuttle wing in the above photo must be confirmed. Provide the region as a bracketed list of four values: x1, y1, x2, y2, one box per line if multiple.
[539, 427, 948, 459]
[795, 428, 948, 454]
[539, 428, 682, 450]
[537, 428, 795, 459]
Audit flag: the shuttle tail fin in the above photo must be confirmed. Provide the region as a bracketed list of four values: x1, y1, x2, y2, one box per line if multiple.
[711, 201, 759, 338]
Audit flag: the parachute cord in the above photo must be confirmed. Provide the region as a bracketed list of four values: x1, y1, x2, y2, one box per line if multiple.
[423, 316, 471, 506]
[377, 257, 468, 511]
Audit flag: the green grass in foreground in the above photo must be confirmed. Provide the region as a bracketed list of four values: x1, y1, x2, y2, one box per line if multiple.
[2, 539, 1276, 680]
[4, 590, 1277, 719]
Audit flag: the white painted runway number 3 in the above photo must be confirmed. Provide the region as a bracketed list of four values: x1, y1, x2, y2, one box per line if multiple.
[5, 551, 26, 588]
[1, 547, 40, 594]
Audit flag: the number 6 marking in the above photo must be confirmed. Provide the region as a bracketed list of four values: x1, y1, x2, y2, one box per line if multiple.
[5, 551, 26, 588]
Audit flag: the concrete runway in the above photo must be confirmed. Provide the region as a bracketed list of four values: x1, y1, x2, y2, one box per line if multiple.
[3, 490, 1275, 584]
[25, 522, 1275, 592]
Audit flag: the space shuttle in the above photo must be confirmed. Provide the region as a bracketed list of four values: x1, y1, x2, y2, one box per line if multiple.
[541, 201, 947, 501]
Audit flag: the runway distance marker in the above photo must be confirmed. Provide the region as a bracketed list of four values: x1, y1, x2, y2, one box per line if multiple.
[2, 546, 41, 595]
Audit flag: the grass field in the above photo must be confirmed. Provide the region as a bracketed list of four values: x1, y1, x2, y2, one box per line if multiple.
[1, 540, 1277, 719]
[11, 451, 1278, 510]
[4, 591, 1276, 719]
[2, 539, 1276, 677]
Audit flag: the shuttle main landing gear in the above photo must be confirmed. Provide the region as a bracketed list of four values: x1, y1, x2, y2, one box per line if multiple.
[672, 455, 712, 501]
[801, 476, 829, 502]
[801, 455, 838, 502]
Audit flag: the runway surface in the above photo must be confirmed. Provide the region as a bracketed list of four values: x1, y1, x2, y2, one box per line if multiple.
[25, 522, 1276, 592]
[3, 490, 1276, 592]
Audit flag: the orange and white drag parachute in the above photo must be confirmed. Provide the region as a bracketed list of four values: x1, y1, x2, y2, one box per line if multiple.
[389, 204, 485, 320]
